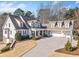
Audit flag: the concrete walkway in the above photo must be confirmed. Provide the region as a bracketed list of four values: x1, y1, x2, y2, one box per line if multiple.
[22, 37, 68, 57]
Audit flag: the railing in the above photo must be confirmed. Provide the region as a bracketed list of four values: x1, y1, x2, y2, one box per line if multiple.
[10, 40, 16, 49]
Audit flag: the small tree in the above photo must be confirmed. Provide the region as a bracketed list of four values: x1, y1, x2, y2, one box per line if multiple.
[73, 30, 79, 36]
[77, 39, 79, 48]
[64, 40, 72, 51]
[15, 32, 22, 41]
[14, 8, 25, 16]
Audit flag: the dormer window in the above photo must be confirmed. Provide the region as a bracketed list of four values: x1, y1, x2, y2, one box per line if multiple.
[20, 22, 23, 27]
[55, 22, 57, 27]
[9, 23, 10, 27]
[62, 22, 64, 26]
[69, 21, 72, 26]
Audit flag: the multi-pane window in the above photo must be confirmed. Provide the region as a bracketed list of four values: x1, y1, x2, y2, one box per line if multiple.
[10, 31, 12, 34]
[9, 23, 10, 27]
[55, 22, 57, 27]
[25, 31, 26, 34]
[23, 31, 24, 35]
[23, 30, 26, 35]
[5, 30, 7, 34]
[20, 22, 23, 27]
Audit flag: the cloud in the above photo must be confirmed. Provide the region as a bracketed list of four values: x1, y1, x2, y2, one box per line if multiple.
[0, 2, 26, 13]
[53, 1, 59, 5]
[65, 5, 72, 10]
[75, 1, 79, 4]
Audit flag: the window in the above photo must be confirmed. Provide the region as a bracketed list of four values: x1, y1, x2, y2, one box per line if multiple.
[55, 22, 57, 27]
[25, 31, 26, 34]
[36, 31, 38, 36]
[10, 31, 12, 34]
[20, 22, 23, 27]
[5, 30, 7, 34]
[69, 21, 72, 26]
[62, 22, 64, 26]
[23, 30, 26, 35]
[9, 23, 10, 27]
[23, 30, 25, 34]
[18, 31, 21, 33]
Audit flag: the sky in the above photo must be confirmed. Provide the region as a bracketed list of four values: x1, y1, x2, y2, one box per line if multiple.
[0, 1, 79, 16]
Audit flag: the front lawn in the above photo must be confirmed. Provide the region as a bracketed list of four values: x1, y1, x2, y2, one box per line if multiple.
[0, 40, 36, 57]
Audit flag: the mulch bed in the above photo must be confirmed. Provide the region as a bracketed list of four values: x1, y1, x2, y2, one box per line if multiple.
[55, 48, 79, 56]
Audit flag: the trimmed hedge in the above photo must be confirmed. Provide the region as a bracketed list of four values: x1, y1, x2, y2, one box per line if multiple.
[22, 35, 30, 40]
[15, 32, 31, 41]
[15, 32, 22, 41]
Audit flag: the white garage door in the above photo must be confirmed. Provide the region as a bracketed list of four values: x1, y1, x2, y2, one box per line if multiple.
[52, 32, 65, 37]
[52, 31, 71, 39]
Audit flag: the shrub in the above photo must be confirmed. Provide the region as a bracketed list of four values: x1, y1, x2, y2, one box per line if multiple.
[22, 35, 30, 40]
[6, 43, 11, 46]
[73, 30, 79, 36]
[0, 43, 11, 53]
[64, 40, 72, 51]
[1, 46, 10, 52]
[77, 39, 79, 48]
[15, 32, 22, 41]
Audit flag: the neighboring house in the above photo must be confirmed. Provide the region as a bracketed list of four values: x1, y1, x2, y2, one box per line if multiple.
[2, 15, 32, 43]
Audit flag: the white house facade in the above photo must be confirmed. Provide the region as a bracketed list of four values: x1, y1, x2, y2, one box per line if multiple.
[2, 15, 32, 43]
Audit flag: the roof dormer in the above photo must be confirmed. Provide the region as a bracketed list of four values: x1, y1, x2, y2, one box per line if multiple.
[20, 22, 24, 28]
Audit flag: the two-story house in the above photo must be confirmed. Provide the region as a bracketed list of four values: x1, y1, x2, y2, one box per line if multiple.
[2, 15, 32, 43]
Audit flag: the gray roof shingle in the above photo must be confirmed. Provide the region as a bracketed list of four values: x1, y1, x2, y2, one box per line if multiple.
[9, 15, 30, 29]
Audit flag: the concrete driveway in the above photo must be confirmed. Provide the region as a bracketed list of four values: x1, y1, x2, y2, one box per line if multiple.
[22, 37, 68, 57]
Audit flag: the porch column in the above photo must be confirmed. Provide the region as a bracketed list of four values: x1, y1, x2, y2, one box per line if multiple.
[42, 30, 44, 37]
[48, 30, 50, 36]
[70, 30, 73, 43]
[35, 30, 36, 38]
[38, 30, 40, 37]
[49, 30, 51, 36]
[47, 30, 49, 36]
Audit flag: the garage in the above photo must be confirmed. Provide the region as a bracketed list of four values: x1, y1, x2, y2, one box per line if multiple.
[52, 31, 71, 39]
[52, 32, 65, 37]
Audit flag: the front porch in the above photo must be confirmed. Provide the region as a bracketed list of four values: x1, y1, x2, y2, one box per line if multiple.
[31, 28, 52, 38]
[31, 28, 73, 39]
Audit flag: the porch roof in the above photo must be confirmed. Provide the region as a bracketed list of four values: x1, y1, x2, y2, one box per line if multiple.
[31, 28, 73, 32]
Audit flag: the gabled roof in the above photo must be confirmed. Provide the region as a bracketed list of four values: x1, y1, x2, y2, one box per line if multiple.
[21, 15, 31, 28]
[9, 15, 30, 29]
